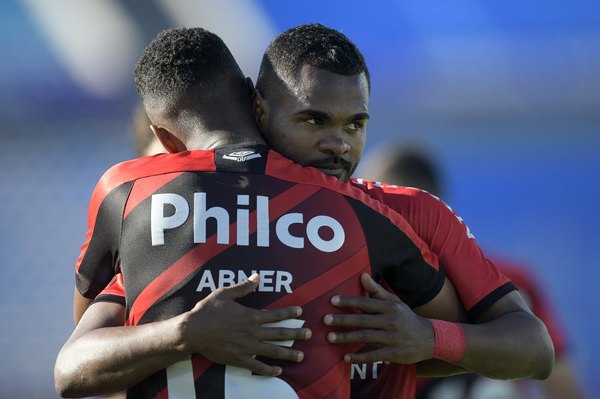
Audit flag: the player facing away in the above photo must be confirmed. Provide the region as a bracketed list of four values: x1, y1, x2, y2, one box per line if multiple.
[57, 27, 459, 398]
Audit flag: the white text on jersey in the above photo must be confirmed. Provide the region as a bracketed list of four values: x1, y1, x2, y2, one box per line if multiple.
[197, 269, 293, 293]
[351, 361, 384, 379]
[150, 193, 345, 252]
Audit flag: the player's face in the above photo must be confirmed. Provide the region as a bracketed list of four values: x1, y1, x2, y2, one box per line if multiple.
[257, 65, 369, 182]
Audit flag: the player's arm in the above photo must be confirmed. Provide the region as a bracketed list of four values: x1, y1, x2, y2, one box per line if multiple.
[411, 191, 554, 379]
[73, 289, 94, 325]
[339, 185, 553, 379]
[55, 274, 311, 398]
[72, 169, 131, 325]
[415, 289, 554, 379]
[325, 273, 554, 380]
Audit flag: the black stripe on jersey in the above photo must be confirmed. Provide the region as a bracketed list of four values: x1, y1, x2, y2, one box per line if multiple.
[120, 170, 296, 320]
[195, 364, 225, 398]
[345, 197, 445, 308]
[468, 281, 517, 321]
[214, 144, 270, 173]
[92, 294, 125, 307]
[77, 182, 133, 298]
[127, 369, 167, 399]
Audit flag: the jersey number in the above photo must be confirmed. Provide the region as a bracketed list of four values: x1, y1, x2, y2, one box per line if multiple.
[166, 319, 304, 398]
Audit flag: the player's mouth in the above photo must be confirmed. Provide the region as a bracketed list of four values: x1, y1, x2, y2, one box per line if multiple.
[308, 157, 352, 180]
[315, 165, 347, 179]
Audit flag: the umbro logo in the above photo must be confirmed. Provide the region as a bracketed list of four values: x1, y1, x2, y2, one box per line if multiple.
[223, 151, 261, 162]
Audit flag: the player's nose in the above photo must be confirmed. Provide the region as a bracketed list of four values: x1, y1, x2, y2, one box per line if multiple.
[318, 135, 350, 156]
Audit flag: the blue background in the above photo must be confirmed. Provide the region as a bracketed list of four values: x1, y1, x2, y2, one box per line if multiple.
[0, 1, 598, 397]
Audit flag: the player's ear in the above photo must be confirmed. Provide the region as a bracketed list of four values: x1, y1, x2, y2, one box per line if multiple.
[150, 125, 186, 153]
[252, 88, 269, 131]
[246, 77, 255, 95]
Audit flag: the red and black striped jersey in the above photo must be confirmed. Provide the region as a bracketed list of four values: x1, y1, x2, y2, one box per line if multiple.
[348, 179, 516, 399]
[76, 145, 444, 399]
[349, 179, 515, 320]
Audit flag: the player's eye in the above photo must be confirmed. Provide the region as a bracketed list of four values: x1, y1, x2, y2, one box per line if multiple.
[305, 118, 323, 126]
[345, 120, 367, 132]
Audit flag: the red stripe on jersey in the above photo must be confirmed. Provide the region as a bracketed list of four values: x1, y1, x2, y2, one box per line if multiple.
[266, 151, 439, 270]
[100, 273, 125, 297]
[76, 152, 215, 274]
[127, 183, 322, 325]
[191, 355, 213, 380]
[153, 387, 168, 399]
[123, 172, 183, 219]
[266, 244, 368, 309]
[351, 179, 513, 312]
[298, 360, 350, 398]
[99, 152, 216, 200]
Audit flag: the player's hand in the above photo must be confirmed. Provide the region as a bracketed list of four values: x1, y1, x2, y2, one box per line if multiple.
[178, 273, 311, 376]
[324, 273, 434, 364]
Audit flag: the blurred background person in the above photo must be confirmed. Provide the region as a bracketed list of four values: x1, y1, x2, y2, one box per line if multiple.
[360, 142, 586, 399]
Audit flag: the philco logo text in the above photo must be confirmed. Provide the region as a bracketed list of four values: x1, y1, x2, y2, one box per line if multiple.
[151, 193, 345, 252]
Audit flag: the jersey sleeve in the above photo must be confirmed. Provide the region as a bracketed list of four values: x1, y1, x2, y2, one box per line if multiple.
[93, 272, 126, 306]
[413, 191, 515, 319]
[347, 196, 446, 308]
[353, 180, 515, 319]
[75, 168, 133, 299]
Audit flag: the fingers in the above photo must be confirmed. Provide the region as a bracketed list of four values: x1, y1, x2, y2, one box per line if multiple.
[228, 341, 308, 376]
[342, 347, 390, 365]
[238, 358, 284, 377]
[254, 342, 305, 363]
[330, 294, 398, 314]
[360, 273, 398, 301]
[324, 312, 388, 329]
[327, 329, 388, 345]
[258, 326, 312, 343]
[220, 273, 260, 300]
[254, 306, 303, 324]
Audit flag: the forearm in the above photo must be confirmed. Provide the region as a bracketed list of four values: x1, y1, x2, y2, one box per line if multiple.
[55, 315, 187, 397]
[426, 310, 554, 380]
[416, 284, 554, 380]
[416, 359, 468, 377]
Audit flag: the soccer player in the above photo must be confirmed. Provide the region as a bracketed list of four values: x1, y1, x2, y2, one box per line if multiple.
[251, 23, 553, 395]
[58, 24, 554, 399]
[56, 27, 462, 398]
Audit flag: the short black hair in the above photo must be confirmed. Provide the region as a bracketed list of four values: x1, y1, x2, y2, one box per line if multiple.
[134, 27, 243, 109]
[257, 23, 370, 92]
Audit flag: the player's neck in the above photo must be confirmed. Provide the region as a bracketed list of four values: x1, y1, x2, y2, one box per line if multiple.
[187, 129, 266, 151]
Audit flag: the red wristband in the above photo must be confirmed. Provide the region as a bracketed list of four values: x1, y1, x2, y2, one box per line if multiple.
[430, 319, 467, 364]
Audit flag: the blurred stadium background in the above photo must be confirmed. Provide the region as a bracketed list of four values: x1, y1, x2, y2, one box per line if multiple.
[0, 1, 598, 397]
